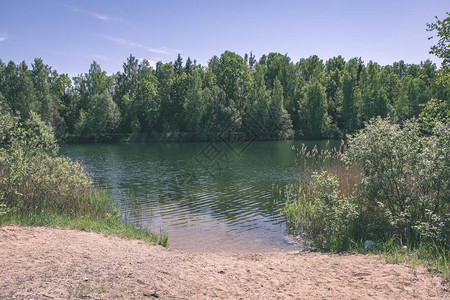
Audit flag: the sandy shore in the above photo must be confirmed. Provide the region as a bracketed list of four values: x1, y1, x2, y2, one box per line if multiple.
[0, 225, 447, 299]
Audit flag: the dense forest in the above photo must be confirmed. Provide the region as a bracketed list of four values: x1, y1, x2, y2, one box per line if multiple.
[0, 51, 449, 142]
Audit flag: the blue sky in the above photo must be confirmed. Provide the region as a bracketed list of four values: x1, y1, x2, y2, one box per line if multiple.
[0, 0, 448, 77]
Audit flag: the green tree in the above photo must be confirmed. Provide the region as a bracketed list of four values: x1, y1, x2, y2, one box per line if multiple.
[260, 53, 299, 130]
[427, 12, 450, 112]
[339, 69, 358, 133]
[427, 12, 450, 69]
[359, 62, 388, 122]
[3, 61, 36, 119]
[183, 69, 206, 134]
[30, 58, 65, 131]
[419, 98, 450, 132]
[155, 61, 177, 134]
[267, 77, 293, 139]
[298, 55, 324, 83]
[71, 62, 115, 139]
[48, 71, 73, 137]
[74, 91, 120, 140]
[217, 51, 253, 112]
[174, 53, 183, 75]
[301, 81, 329, 138]
[246, 63, 270, 138]
[132, 68, 159, 132]
[324, 56, 345, 132]
[114, 54, 140, 132]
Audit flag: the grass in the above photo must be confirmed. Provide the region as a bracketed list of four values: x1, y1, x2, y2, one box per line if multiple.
[374, 238, 449, 282]
[0, 208, 169, 247]
[313, 238, 447, 285]
[341, 237, 449, 282]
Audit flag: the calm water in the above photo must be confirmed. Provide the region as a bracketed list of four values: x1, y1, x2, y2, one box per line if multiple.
[60, 140, 331, 253]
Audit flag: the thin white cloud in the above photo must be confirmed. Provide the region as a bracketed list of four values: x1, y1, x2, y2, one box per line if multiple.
[48, 50, 109, 61]
[0, 35, 7, 42]
[146, 46, 178, 55]
[106, 36, 181, 56]
[65, 5, 138, 29]
[106, 36, 140, 48]
[67, 6, 112, 22]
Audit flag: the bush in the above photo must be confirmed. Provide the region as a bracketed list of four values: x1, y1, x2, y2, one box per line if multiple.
[344, 117, 449, 246]
[284, 116, 448, 252]
[0, 109, 108, 218]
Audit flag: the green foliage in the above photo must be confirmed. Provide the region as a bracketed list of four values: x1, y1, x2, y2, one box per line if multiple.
[282, 117, 448, 279]
[419, 98, 449, 132]
[0, 103, 167, 246]
[359, 61, 388, 121]
[0, 29, 448, 142]
[339, 69, 358, 132]
[74, 91, 120, 140]
[344, 117, 449, 245]
[427, 12, 450, 69]
[0, 109, 105, 217]
[283, 141, 362, 251]
[284, 171, 359, 251]
[300, 81, 330, 138]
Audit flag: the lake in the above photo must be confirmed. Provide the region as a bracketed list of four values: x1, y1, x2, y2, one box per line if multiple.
[60, 140, 332, 253]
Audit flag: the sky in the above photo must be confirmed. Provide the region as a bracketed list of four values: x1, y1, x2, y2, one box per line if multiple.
[0, 0, 448, 77]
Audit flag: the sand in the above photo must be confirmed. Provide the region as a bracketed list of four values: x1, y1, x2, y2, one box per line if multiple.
[0, 225, 448, 299]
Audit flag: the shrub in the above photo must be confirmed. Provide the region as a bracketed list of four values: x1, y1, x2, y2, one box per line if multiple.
[284, 116, 448, 252]
[344, 117, 449, 246]
[0, 109, 108, 218]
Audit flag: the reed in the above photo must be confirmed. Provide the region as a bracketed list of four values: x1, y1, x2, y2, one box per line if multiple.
[292, 139, 362, 198]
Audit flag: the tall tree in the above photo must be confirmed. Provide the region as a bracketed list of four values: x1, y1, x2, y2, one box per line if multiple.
[298, 55, 324, 83]
[183, 68, 206, 133]
[155, 61, 177, 133]
[247, 63, 270, 138]
[74, 91, 120, 140]
[267, 77, 293, 139]
[31, 58, 54, 124]
[339, 69, 358, 133]
[359, 61, 388, 122]
[217, 51, 253, 112]
[3, 61, 36, 119]
[132, 66, 159, 133]
[174, 54, 183, 75]
[301, 81, 329, 138]
[427, 12, 450, 69]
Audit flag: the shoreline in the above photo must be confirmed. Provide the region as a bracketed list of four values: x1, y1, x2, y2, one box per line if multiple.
[1, 225, 447, 299]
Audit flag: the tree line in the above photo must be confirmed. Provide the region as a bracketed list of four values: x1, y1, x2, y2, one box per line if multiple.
[0, 52, 448, 142]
